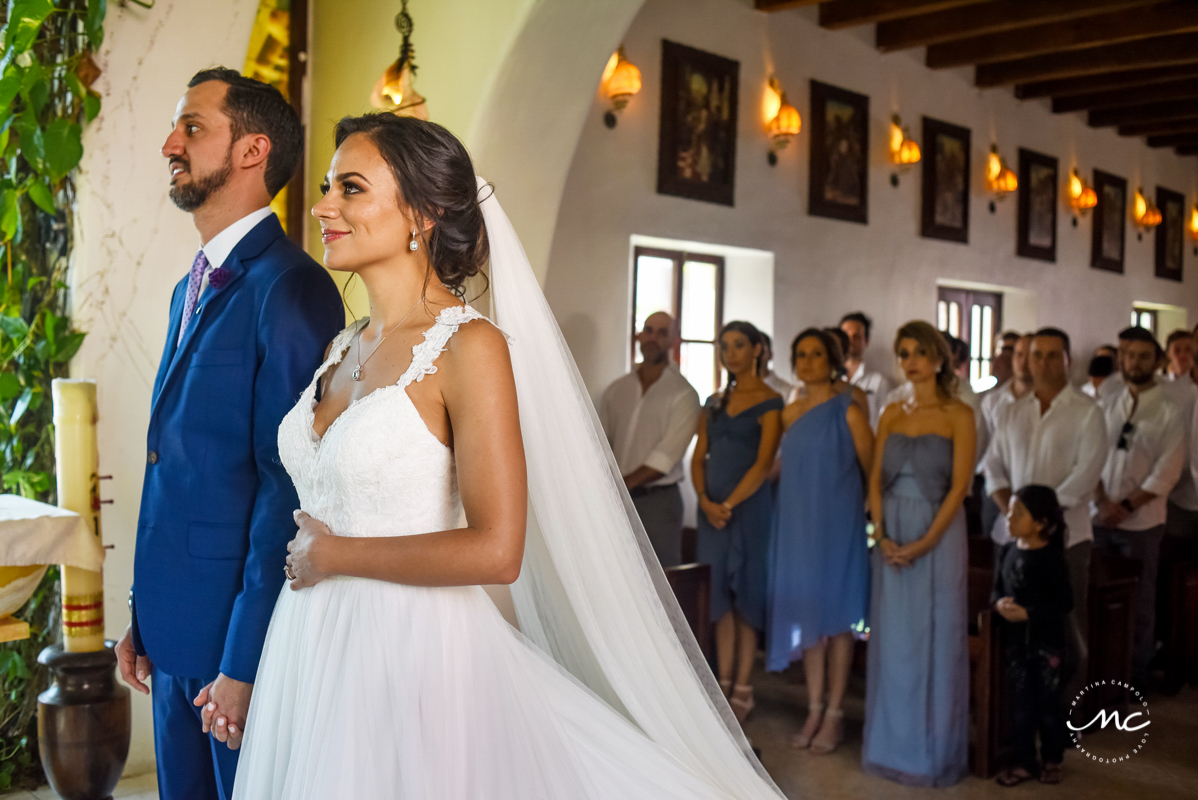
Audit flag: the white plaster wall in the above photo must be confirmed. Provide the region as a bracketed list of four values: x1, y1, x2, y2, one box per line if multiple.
[71, 0, 260, 776]
[544, 0, 1198, 398]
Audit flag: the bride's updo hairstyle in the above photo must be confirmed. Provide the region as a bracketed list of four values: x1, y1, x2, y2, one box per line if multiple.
[333, 113, 489, 293]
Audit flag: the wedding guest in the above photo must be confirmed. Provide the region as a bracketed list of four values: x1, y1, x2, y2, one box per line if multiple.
[985, 327, 1106, 691]
[1093, 327, 1186, 690]
[981, 334, 1033, 436]
[885, 332, 986, 464]
[599, 311, 701, 567]
[1092, 344, 1125, 403]
[759, 331, 796, 397]
[692, 321, 783, 723]
[1082, 353, 1115, 400]
[768, 328, 873, 755]
[863, 321, 974, 787]
[992, 486, 1073, 787]
[1161, 330, 1198, 539]
[990, 330, 1023, 389]
[1163, 328, 1196, 385]
[841, 311, 893, 429]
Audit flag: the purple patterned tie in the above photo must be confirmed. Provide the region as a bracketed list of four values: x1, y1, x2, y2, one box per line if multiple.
[179, 250, 209, 341]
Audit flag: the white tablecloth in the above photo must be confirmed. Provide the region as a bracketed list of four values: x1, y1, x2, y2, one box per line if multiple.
[0, 493, 102, 571]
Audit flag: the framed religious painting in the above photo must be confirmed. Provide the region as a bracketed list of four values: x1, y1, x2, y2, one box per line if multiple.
[1016, 148, 1058, 262]
[808, 80, 869, 224]
[920, 117, 971, 243]
[657, 40, 739, 207]
[1091, 169, 1127, 273]
[1155, 186, 1185, 282]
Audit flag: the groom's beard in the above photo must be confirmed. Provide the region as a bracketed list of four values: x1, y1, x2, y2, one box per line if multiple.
[169, 148, 235, 212]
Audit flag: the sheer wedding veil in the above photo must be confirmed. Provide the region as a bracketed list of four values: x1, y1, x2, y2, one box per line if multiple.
[476, 176, 784, 798]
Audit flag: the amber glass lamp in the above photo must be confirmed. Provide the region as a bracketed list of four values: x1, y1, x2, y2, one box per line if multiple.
[370, 0, 429, 120]
[1133, 188, 1162, 230]
[601, 47, 642, 128]
[766, 77, 801, 165]
[985, 145, 1017, 209]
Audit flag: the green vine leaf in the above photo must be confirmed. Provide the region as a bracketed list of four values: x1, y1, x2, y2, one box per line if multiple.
[84, 91, 101, 123]
[85, 0, 107, 50]
[0, 372, 19, 401]
[0, 314, 29, 340]
[0, 187, 18, 240]
[8, 386, 31, 426]
[43, 118, 82, 182]
[5, 0, 55, 55]
[52, 331, 84, 363]
[0, 72, 21, 111]
[26, 178, 52, 213]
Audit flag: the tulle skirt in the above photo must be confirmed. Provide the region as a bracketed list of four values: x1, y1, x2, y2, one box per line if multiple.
[232, 576, 741, 799]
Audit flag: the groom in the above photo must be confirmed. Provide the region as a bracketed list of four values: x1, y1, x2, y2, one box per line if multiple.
[114, 68, 343, 799]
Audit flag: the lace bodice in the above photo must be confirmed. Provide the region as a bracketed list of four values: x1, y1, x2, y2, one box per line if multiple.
[277, 305, 489, 539]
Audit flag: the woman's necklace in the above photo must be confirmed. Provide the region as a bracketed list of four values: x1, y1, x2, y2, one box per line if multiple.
[352, 297, 423, 381]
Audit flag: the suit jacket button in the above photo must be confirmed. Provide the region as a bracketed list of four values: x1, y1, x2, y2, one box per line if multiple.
[147, 451, 158, 465]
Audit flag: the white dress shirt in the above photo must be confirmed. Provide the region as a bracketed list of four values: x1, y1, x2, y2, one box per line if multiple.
[1095, 383, 1186, 531]
[848, 362, 893, 430]
[1161, 374, 1198, 511]
[984, 385, 1108, 547]
[179, 206, 273, 345]
[980, 379, 1027, 436]
[599, 362, 701, 487]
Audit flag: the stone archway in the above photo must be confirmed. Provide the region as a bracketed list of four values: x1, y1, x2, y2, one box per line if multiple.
[468, 0, 646, 282]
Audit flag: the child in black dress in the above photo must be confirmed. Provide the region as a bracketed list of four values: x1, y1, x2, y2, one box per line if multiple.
[993, 485, 1074, 787]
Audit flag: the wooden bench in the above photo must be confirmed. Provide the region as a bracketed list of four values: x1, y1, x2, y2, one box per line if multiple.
[665, 562, 711, 658]
[1156, 535, 1198, 695]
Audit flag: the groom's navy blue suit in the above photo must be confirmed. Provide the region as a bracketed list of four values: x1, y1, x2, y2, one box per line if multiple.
[131, 213, 342, 800]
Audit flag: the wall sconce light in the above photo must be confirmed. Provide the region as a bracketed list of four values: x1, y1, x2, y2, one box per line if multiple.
[370, 0, 428, 119]
[1066, 168, 1097, 227]
[1190, 204, 1198, 254]
[887, 115, 920, 186]
[765, 76, 801, 166]
[985, 145, 1017, 212]
[601, 46, 642, 129]
[1132, 187, 1162, 240]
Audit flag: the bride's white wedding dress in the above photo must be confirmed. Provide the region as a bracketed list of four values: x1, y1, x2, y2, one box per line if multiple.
[232, 307, 737, 798]
[232, 179, 784, 799]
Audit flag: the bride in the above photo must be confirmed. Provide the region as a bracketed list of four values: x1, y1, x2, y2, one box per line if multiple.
[207, 113, 785, 798]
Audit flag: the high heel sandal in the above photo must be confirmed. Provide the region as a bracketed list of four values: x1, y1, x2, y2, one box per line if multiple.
[809, 707, 844, 754]
[790, 702, 824, 749]
[729, 684, 755, 724]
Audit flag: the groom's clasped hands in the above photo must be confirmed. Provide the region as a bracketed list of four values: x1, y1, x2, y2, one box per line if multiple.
[192, 673, 253, 750]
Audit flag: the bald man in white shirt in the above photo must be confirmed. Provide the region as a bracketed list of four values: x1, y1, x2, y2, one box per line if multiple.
[599, 312, 701, 567]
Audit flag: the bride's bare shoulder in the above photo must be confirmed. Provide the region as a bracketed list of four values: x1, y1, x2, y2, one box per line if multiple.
[440, 309, 512, 376]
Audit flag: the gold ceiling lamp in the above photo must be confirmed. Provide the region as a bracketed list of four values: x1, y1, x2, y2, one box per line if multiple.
[370, 0, 429, 120]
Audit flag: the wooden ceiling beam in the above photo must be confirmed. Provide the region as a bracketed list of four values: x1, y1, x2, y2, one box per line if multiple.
[877, 0, 1158, 52]
[928, 1, 1198, 69]
[1017, 64, 1198, 99]
[1088, 98, 1198, 127]
[1146, 133, 1198, 147]
[1118, 117, 1198, 136]
[976, 32, 1198, 87]
[754, 0, 825, 10]
[818, 0, 987, 30]
[1177, 145, 1198, 155]
[1052, 77, 1198, 113]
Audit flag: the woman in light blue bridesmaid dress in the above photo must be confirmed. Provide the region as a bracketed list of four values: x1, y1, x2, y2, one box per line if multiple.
[862, 321, 975, 787]
[767, 329, 873, 755]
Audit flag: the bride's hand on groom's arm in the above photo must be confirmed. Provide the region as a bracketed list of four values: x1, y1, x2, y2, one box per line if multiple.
[193, 673, 253, 750]
[286, 510, 333, 590]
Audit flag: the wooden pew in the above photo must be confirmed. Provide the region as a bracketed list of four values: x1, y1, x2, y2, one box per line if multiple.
[665, 562, 712, 658]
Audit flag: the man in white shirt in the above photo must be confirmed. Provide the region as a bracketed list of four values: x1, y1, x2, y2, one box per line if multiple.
[759, 332, 795, 398]
[989, 330, 1022, 390]
[1162, 330, 1198, 539]
[1081, 347, 1117, 400]
[985, 328, 1107, 666]
[599, 311, 701, 567]
[840, 312, 893, 429]
[1093, 327, 1186, 688]
[981, 333, 1032, 436]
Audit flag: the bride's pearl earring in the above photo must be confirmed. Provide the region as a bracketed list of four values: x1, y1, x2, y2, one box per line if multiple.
[409, 229, 419, 252]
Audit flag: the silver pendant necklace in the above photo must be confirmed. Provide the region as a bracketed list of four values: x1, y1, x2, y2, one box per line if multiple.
[352, 297, 423, 381]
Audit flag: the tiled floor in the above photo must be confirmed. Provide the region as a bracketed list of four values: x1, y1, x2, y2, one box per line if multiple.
[7, 672, 1197, 799]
